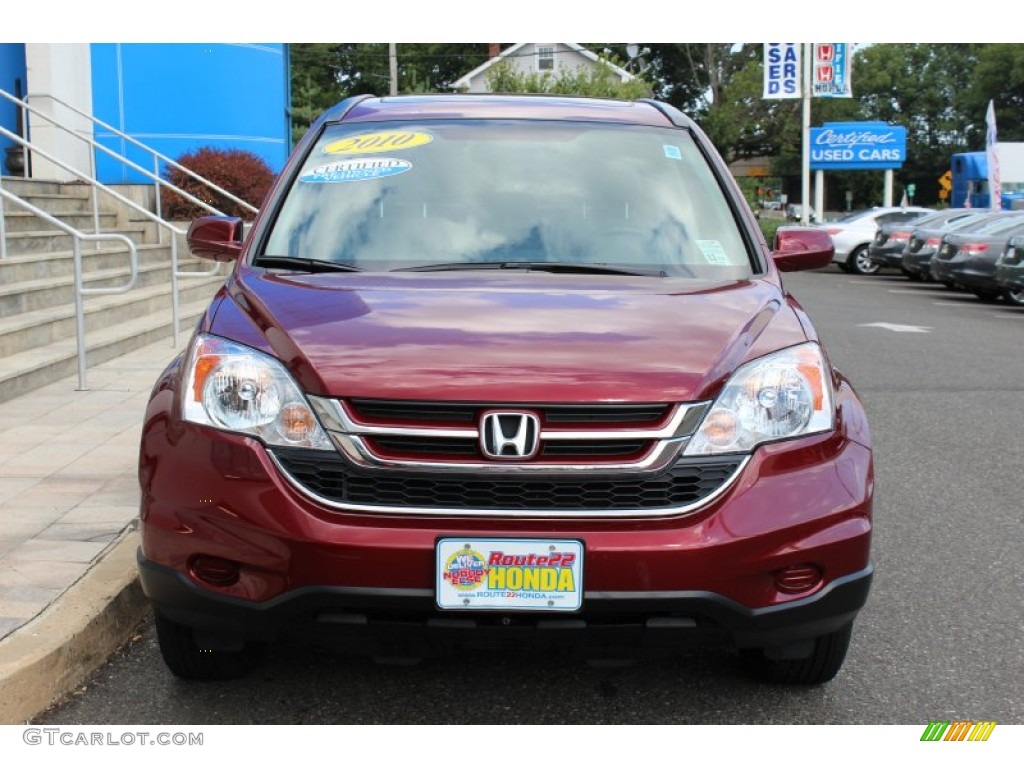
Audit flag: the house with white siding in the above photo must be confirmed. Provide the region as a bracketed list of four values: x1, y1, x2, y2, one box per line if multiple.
[452, 43, 633, 93]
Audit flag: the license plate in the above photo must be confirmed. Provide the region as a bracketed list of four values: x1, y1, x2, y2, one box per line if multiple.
[436, 538, 584, 611]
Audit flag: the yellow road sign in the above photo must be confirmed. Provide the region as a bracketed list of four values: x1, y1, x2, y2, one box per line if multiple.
[939, 170, 952, 191]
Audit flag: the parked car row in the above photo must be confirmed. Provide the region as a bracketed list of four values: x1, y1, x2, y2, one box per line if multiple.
[822, 206, 934, 275]
[864, 209, 1024, 306]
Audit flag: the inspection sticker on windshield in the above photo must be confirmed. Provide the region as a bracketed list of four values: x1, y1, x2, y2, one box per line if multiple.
[299, 158, 412, 183]
[436, 538, 583, 611]
[697, 240, 731, 265]
[663, 144, 682, 160]
[323, 130, 433, 155]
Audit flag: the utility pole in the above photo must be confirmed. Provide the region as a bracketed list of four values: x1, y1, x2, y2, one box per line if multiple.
[801, 43, 812, 226]
[388, 43, 398, 96]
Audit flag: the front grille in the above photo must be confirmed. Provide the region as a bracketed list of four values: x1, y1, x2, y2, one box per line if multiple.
[365, 435, 649, 462]
[321, 398, 697, 467]
[347, 399, 671, 428]
[273, 448, 743, 513]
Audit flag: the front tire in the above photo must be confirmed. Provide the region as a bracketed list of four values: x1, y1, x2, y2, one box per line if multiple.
[1004, 288, 1024, 306]
[154, 612, 265, 680]
[740, 623, 853, 685]
[847, 246, 878, 275]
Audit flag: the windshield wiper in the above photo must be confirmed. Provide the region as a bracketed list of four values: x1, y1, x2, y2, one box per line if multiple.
[253, 256, 362, 273]
[394, 261, 664, 277]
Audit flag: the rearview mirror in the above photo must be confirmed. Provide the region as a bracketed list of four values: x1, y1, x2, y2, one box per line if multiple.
[187, 216, 244, 262]
[771, 227, 834, 272]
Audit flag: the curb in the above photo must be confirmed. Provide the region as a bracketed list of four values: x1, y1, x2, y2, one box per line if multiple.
[0, 529, 147, 724]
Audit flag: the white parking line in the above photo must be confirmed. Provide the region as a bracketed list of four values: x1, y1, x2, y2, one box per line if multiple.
[932, 300, 983, 308]
[887, 289, 944, 295]
[992, 313, 1024, 319]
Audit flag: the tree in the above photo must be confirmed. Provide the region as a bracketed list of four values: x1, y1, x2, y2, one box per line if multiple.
[963, 44, 1024, 143]
[290, 44, 492, 142]
[484, 56, 653, 99]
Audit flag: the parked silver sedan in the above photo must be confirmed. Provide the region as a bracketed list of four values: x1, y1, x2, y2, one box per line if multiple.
[824, 206, 933, 275]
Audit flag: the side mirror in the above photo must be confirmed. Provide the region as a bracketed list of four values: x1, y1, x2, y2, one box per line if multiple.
[771, 227, 834, 272]
[187, 216, 244, 262]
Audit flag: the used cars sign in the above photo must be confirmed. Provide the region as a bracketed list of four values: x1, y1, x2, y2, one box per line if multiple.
[810, 122, 907, 170]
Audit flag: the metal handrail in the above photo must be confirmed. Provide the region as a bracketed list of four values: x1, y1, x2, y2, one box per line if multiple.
[0, 88, 228, 230]
[24, 90, 258, 216]
[0, 186, 138, 391]
[0, 124, 219, 346]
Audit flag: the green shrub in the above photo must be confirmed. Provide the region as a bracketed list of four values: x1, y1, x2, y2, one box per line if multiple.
[161, 147, 274, 221]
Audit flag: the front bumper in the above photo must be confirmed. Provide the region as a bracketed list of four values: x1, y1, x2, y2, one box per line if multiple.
[138, 377, 873, 655]
[139, 552, 873, 653]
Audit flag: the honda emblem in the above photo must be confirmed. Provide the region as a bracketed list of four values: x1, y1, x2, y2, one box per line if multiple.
[480, 412, 540, 460]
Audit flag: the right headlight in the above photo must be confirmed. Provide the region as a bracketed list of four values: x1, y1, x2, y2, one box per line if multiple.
[684, 342, 834, 456]
[182, 334, 332, 451]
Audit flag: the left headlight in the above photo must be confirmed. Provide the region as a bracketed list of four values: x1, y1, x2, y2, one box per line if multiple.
[684, 342, 834, 456]
[182, 334, 333, 450]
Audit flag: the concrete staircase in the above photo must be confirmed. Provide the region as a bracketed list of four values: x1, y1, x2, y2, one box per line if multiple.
[0, 177, 226, 402]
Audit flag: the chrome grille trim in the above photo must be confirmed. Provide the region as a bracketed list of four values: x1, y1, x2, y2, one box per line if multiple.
[310, 396, 707, 440]
[307, 396, 711, 473]
[267, 450, 750, 520]
[330, 433, 689, 475]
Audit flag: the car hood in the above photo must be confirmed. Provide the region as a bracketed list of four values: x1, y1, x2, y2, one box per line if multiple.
[211, 270, 811, 403]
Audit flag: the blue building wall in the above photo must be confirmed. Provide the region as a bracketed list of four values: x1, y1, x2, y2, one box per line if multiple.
[0, 44, 28, 169]
[90, 43, 290, 184]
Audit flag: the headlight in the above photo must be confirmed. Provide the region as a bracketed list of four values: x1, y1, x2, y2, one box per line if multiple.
[182, 334, 332, 450]
[684, 342, 834, 456]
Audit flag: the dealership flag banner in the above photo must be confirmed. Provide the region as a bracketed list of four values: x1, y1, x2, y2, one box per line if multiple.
[986, 99, 1001, 211]
[811, 43, 853, 98]
[763, 43, 801, 99]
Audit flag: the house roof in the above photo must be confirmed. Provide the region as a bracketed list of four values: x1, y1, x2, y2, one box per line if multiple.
[451, 43, 634, 90]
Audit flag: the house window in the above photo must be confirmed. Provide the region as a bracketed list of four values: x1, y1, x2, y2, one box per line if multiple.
[537, 47, 554, 71]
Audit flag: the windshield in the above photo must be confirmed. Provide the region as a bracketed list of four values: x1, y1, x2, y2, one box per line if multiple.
[262, 120, 755, 279]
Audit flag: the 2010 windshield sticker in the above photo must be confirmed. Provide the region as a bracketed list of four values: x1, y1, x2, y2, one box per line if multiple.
[323, 130, 433, 155]
[299, 158, 413, 184]
[663, 145, 682, 160]
[697, 240, 731, 265]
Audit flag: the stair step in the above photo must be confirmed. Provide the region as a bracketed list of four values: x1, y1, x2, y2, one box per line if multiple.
[1, 178, 94, 197]
[0, 275, 224, 358]
[2, 209, 120, 233]
[1, 223, 160, 255]
[2, 192, 111, 215]
[0, 257, 221, 318]
[0, 242, 188, 283]
[0, 295, 217, 403]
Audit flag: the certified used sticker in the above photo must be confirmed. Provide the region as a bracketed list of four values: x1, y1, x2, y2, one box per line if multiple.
[299, 158, 412, 183]
[323, 130, 433, 155]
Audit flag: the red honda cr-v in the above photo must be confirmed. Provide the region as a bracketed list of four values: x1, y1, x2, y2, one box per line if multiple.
[138, 94, 873, 685]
